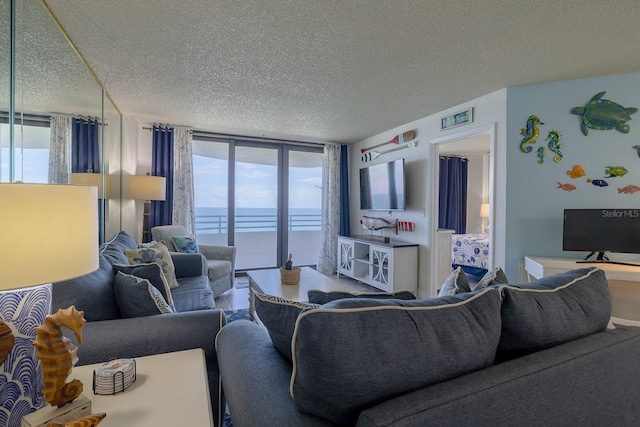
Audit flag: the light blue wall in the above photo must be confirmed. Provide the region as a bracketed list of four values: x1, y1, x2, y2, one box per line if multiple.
[505, 72, 640, 277]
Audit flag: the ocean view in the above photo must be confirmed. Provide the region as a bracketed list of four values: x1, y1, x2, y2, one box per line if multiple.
[195, 207, 322, 234]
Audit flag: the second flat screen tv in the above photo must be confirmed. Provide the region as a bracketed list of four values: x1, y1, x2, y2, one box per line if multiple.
[360, 159, 406, 211]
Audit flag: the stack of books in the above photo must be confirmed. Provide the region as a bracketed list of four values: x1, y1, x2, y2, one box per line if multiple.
[93, 358, 136, 395]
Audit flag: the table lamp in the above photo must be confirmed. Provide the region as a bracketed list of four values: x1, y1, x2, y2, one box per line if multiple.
[0, 183, 98, 425]
[128, 174, 167, 243]
[480, 203, 490, 233]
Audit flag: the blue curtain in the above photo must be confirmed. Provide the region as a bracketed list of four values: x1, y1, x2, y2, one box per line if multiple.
[149, 125, 174, 238]
[438, 156, 468, 234]
[339, 145, 351, 236]
[71, 118, 99, 173]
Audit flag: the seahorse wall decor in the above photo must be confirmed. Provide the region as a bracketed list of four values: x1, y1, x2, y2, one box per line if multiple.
[519, 115, 544, 153]
[33, 306, 87, 407]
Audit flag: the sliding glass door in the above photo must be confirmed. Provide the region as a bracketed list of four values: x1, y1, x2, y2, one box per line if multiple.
[193, 138, 323, 271]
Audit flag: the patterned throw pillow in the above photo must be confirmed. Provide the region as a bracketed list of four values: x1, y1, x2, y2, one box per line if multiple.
[438, 266, 471, 296]
[473, 266, 509, 291]
[254, 293, 320, 361]
[125, 241, 180, 289]
[113, 272, 175, 318]
[171, 236, 199, 254]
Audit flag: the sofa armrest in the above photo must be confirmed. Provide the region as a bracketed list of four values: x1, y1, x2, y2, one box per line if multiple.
[70, 310, 227, 427]
[170, 252, 207, 278]
[216, 320, 333, 427]
[199, 245, 236, 268]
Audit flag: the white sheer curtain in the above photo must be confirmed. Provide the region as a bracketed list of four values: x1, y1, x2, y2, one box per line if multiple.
[48, 115, 72, 184]
[172, 127, 196, 235]
[317, 143, 341, 275]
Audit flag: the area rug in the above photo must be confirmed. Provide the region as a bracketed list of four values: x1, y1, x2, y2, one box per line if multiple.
[224, 308, 251, 323]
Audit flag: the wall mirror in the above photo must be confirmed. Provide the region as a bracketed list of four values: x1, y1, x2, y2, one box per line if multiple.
[1, 0, 122, 241]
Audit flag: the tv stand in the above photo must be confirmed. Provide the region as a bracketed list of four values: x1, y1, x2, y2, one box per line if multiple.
[576, 251, 640, 267]
[524, 256, 640, 322]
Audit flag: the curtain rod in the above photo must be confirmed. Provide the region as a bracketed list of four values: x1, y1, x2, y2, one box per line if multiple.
[0, 111, 108, 125]
[142, 126, 327, 147]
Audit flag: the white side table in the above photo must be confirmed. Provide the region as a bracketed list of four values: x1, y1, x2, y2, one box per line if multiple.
[70, 349, 213, 427]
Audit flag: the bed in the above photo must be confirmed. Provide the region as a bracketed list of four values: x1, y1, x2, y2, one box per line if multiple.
[451, 233, 489, 277]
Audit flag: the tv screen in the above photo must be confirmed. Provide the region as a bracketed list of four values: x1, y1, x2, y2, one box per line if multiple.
[359, 159, 406, 211]
[563, 208, 640, 261]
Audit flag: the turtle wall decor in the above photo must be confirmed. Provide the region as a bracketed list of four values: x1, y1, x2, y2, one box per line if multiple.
[571, 91, 638, 136]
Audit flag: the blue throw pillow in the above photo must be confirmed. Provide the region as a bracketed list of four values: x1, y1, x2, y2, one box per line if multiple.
[290, 288, 502, 425]
[438, 266, 471, 296]
[113, 263, 175, 311]
[254, 293, 320, 361]
[497, 267, 611, 361]
[473, 266, 509, 291]
[113, 272, 175, 318]
[171, 236, 199, 254]
[307, 289, 416, 305]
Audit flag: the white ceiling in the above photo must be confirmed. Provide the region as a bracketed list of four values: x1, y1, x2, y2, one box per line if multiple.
[19, 1, 640, 144]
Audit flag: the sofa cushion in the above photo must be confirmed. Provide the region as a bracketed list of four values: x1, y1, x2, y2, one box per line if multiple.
[125, 241, 180, 289]
[171, 236, 199, 253]
[113, 272, 175, 318]
[437, 266, 471, 296]
[307, 289, 415, 305]
[113, 263, 175, 311]
[254, 293, 320, 361]
[497, 267, 611, 361]
[171, 275, 215, 312]
[290, 288, 502, 425]
[473, 266, 509, 291]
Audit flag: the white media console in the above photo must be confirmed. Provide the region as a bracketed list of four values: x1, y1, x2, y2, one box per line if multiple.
[337, 235, 418, 293]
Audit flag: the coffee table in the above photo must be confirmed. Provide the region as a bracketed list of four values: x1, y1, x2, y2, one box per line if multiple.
[247, 266, 372, 319]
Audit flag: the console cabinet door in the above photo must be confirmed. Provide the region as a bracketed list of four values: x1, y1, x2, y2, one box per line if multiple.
[369, 245, 392, 292]
[337, 238, 354, 276]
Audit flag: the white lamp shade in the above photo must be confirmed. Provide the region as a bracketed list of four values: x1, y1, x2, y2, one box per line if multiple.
[0, 183, 99, 290]
[69, 172, 110, 198]
[128, 175, 167, 201]
[480, 203, 490, 218]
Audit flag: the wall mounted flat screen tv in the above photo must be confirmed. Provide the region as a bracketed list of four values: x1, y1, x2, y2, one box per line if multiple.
[360, 159, 406, 211]
[563, 208, 640, 265]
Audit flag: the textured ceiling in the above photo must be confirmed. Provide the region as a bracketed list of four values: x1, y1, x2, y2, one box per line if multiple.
[14, 1, 640, 143]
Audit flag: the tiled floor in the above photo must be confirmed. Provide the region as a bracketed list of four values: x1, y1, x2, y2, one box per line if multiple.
[215, 272, 380, 311]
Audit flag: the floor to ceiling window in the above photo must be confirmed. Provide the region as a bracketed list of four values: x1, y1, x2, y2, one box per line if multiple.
[192, 136, 323, 271]
[0, 119, 50, 183]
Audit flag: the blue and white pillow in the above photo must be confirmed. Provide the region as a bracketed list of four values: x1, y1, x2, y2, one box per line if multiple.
[438, 266, 471, 296]
[171, 236, 199, 254]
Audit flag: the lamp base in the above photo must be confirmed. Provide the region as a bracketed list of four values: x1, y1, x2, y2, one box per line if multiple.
[0, 284, 52, 426]
[20, 394, 91, 427]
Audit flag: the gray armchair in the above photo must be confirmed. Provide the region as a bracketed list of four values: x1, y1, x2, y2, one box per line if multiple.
[151, 224, 236, 298]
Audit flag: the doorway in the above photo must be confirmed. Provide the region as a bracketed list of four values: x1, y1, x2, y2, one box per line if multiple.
[428, 124, 496, 296]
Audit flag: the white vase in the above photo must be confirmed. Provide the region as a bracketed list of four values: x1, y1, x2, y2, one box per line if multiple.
[0, 284, 52, 427]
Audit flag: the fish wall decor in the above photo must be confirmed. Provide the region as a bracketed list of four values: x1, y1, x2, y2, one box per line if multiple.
[604, 166, 628, 178]
[571, 92, 638, 136]
[587, 179, 608, 187]
[361, 216, 398, 234]
[519, 115, 544, 153]
[556, 182, 577, 192]
[546, 130, 563, 162]
[618, 184, 640, 194]
[567, 165, 586, 179]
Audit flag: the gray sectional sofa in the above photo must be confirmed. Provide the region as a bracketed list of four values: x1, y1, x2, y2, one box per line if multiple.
[216, 267, 640, 426]
[51, 231, 227, 427]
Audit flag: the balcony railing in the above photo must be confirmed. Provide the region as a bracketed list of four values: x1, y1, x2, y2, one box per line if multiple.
[195, 212, 322, 234]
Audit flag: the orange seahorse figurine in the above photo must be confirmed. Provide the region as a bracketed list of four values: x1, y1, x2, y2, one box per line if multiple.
[33, 306, 87, 407]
